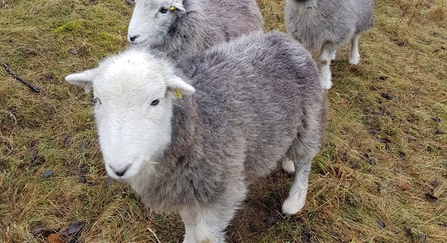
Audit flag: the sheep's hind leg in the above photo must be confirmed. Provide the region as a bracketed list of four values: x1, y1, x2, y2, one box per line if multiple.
[281, 157, 295, 176]
[281, 159, 311, 215]
[349, 34, 361, 65]
[281, 134, 320, 215]
[318, 44, 337, 90]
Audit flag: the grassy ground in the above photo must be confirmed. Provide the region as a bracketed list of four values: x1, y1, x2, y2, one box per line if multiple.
[1, 0, 446, 242]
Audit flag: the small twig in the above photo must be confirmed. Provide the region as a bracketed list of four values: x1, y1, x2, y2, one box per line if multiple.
[1, 60, 40, 93]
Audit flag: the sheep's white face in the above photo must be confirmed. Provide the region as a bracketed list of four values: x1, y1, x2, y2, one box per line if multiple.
[128, 0, 186, 47]
[93, 66, 173, 180]
[65, 49, 195, 180]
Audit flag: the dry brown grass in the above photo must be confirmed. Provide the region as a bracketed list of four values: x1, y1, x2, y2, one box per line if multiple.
[1, 0, 446, 242]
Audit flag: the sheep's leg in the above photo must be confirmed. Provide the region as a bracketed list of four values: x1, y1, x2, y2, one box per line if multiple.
[349, 34, 361, 65]
[318, 44, 337, 90]
[194, 206, 229, 243]
[180, 202, 242, 243]
[179, 209, 197, 243]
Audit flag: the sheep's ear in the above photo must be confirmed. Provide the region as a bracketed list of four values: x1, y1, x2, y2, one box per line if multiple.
[170, 1, 186, 12]
[166, 76, 195, 99]
[65, 68, 98, 93]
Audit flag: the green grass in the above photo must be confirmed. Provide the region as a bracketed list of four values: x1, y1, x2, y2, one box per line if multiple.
[1, 0, 446, 242]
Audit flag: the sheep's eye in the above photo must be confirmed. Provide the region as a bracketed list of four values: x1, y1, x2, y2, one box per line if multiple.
[151, 99, 160, 106]
[92, 97, 102, 105]
[159, 7, 168, 13]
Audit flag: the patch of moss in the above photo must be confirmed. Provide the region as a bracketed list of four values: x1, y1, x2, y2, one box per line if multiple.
[99, 32, 114, 41]
[54, 20, 93, 35]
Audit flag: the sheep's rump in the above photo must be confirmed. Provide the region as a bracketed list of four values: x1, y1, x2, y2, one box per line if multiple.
[285, 0, 374, 51]
[138, 31, 325, 212]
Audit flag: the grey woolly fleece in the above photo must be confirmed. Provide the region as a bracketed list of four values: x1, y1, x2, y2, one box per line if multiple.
[155, 0, 263, 61]
[131, 31, 327, 213]
[286, 0, 374, 52]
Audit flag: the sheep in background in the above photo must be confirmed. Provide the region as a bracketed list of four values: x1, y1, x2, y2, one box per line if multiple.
[65, 31, 327, 242]
[127, 0, 264, 61]
[285, 0, 374, 89]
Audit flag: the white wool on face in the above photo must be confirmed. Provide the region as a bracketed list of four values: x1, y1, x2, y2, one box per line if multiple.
[128, 0, 183, 46]
[92, 50, 176, 180]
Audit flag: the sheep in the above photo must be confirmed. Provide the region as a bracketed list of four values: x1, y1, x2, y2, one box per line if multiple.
[127, 0, 264, 61]
[285, 0, 374, 89]
[65, 31, 327, 243]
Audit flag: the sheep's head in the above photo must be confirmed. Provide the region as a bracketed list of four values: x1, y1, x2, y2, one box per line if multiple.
[128, 0, 186, 46]
[65, 49, 195, 180]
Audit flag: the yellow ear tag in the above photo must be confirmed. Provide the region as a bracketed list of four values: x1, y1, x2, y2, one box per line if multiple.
[170, 6, 177, 11]
[175, 88, 182, 99]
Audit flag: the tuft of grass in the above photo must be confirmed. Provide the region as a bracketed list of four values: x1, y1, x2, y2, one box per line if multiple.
[1, 0, 447, 242]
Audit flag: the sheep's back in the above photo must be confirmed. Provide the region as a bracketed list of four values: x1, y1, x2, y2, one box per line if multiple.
[202, 0, 264, 37]
[177, 31, 324, 181]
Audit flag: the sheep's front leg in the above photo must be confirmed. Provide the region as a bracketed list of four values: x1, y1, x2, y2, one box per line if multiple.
[180, 204, 237, 243]
[180, 209, 197, 243]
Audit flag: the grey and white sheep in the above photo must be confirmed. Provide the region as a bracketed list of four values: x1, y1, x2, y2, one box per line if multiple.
[285, 0, 374, 89]
[65, 31, 327, 243]
[127, 0, 264, 61]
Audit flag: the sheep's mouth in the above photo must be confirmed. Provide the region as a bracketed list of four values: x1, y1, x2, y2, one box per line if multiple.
[129, 39, 151, 46]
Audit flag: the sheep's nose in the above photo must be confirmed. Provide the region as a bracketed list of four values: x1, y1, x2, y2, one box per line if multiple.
[128, 35, 139, 42]
[115, 169, 128, 177]
[110, 165, 130, 177]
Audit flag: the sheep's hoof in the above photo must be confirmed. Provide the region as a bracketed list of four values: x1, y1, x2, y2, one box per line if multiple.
[320, 79, 333, 90]
[281, 192, 306, 215]
[349, 55, 360, 65]
[281, 159, 295, 174]
[319, 70, 333, 90]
